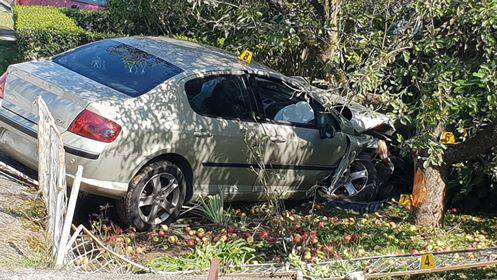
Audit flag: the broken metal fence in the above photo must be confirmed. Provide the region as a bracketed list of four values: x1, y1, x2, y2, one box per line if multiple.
[220, 247, 497, 279]
[64, 224, 150, 273]
[36, 97, 147, 272]
[37, 97, 83, 267]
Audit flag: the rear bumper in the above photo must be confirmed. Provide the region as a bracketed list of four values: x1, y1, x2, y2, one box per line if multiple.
[0, 107, 100, 160]
[0, 107, 128, 198]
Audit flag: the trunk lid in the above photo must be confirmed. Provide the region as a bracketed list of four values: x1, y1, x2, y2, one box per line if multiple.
[3, 61, 127, 130]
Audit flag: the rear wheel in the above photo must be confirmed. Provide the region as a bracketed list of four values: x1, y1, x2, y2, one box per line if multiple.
[118, 161, 186, 231]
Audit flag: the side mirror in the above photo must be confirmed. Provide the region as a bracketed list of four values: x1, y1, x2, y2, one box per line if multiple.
[317, 113, 336, 139]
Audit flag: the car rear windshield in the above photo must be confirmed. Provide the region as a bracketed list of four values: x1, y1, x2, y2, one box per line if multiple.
[53, 40, 183, 97]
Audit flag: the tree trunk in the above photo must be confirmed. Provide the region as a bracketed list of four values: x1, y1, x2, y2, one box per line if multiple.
[412, 165, 448, 227]
[320, 0, 342, 63]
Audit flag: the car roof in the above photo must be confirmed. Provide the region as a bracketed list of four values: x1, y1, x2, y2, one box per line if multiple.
[114, 36, 281, 77]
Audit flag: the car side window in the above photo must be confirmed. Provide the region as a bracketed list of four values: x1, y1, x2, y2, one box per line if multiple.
[254, 77, 315, 126]
[185, 75, 254, 121]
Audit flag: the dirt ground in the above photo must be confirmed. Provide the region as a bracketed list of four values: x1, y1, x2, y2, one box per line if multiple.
[0, 171, 42, 267]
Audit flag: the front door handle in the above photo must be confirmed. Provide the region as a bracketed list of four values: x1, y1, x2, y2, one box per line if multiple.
[269, 136, 286, 143]
[194, 130, 212, 138]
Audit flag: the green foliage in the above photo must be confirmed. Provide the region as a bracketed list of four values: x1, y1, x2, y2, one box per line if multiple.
[15, 6, 82, 32]
[14, 6, 116, 60]
[61, 8, 124, 34]
[0, 45, 19, 74]
[147, 239, 258, 272]
[107, 0, 327, 77]
[196, 193, 227, 226]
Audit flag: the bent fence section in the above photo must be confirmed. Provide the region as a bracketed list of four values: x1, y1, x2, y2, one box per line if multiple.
[37, 96, 68, 262]
[37, 97, 83, 267]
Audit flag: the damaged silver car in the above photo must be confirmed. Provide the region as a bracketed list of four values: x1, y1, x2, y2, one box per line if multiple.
[0, 37, 408, 230]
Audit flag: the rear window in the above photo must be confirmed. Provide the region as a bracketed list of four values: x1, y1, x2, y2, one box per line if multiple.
[53, 40, 183, 97]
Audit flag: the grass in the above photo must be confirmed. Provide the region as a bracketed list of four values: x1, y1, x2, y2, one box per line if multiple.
[0, 195, 51, 269]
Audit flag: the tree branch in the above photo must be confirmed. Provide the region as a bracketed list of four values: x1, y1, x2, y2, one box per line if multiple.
[265, 0, 289, 13]
[444, 122, 497, 164]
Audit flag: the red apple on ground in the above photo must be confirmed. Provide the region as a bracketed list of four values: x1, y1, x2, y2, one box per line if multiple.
[259, 231, 269, 240]
[343, 235, 353, 243]
[186, 239, 196, 247]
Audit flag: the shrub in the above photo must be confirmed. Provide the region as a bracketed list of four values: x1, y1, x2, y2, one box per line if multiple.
[196, 194, 226, 226]
[147, 239, 259, 272]
[14, 6, 115, 60]
[62, 8, 123, 34]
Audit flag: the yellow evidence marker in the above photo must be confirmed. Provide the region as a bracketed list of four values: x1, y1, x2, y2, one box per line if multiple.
[239, 50, 253, 64]
[420, 253, 436, 269]
[399, 194, 412, 207]
[441, 132, 455, 145]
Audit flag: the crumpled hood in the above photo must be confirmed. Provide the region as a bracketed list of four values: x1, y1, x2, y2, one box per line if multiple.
[303, 86, 395, 133]
[344, 102, 394, 133]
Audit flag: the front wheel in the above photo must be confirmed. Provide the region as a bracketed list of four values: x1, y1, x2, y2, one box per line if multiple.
[118, 161, 186, 231]
[320, 154, 379, 202]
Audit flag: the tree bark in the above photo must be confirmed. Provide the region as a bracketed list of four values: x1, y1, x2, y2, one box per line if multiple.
[411, 123, 446, 227]
[320, 0, 342, 63]
[412, 122, 497, 228]
[444, 123, 497, 164]
[411, 166, 448, 227]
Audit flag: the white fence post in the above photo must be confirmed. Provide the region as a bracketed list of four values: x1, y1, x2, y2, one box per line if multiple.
[56, 165, 83, 267]
[37, 96, 83, 267]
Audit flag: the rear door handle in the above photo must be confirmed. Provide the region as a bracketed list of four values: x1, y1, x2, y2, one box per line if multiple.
[269, 136, 286, 143]
[194, 131, 212, 138]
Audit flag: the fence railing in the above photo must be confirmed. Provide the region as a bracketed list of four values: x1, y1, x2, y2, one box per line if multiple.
[37, 97, 83, 267]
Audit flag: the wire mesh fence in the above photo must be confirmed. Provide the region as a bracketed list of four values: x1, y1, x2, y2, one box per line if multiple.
[37, 97, 68, 260]
[224, 247, 497, 279]
[64, 225, 150, 273]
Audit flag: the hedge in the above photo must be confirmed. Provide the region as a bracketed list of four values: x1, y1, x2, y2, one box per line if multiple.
[14, 6, 116, 60]
[62, 8, 124, 34]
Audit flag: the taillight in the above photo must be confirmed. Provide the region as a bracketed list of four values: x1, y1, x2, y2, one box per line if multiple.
[0, 73, 7, 99]
[68, 109, 122, 143]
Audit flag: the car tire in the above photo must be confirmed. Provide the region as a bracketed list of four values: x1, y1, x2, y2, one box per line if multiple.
[118, 161, 186, 231]
[321, 154, 379, 202]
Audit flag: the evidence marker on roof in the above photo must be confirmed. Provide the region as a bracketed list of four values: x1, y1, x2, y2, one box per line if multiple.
[239, 50, 253, 64]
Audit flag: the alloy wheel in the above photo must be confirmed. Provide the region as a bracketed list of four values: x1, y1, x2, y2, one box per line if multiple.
[330, 161, 369, 197]
[137, 172, 181, 225]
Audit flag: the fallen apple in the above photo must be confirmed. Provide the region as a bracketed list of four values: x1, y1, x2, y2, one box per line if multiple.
[168, 235, 179, 244]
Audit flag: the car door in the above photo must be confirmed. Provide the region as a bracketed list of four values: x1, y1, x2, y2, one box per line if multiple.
[248, 75, 348, 196]
[180, 73, 261, 200]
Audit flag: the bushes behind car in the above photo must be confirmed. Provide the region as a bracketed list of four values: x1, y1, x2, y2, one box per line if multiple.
[61, 8, 125, 34]
[14, 6, 116, 60]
